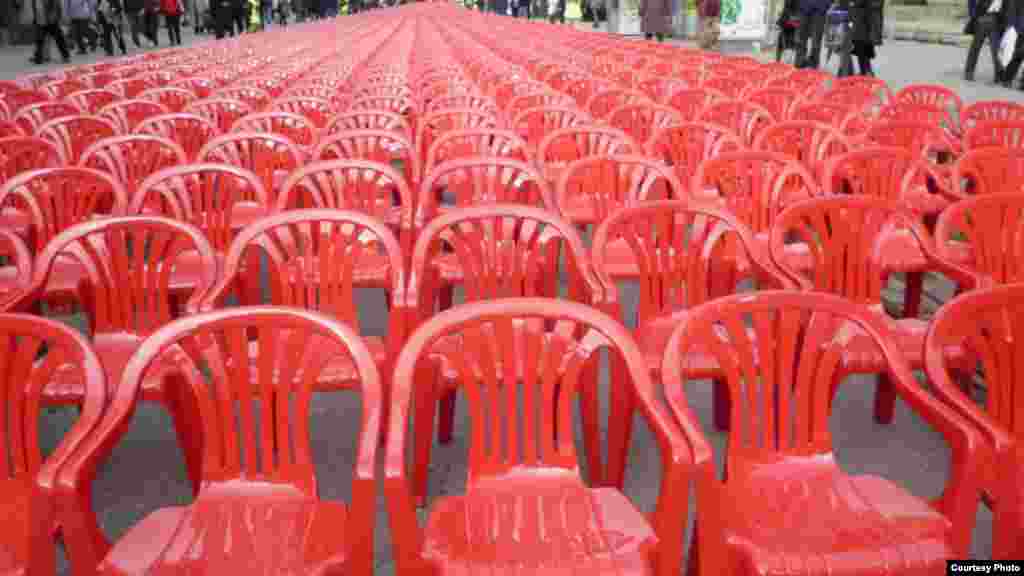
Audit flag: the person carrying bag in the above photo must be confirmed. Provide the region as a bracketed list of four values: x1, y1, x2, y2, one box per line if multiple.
[964, 0, 1006, 82]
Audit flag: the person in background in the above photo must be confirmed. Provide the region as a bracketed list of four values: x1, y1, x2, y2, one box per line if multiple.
[97, 0, 128, 54]
[68, 0, 98, 54]
[840, 0, 884, 75]
[697, 0, 721, 50]
[214, 0, 233, 35]
[640, 0, 671, 40]
[231, 0, 246, 33]
[796, 0, 829, 67]
[260, 0, 273, 27]
[161, 0, 183, 43]
[963, 0, 1005, 82]
[31, 0, 72, 63]
[999, 0, 1024, 87]
[124, 0, 145, 45]
[143, 0, 160, 44]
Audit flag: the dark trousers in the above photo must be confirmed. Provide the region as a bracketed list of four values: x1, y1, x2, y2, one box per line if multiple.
[165, 13, 182, 43]
[965, 15, 1005, 81]
[127, 9, 144, 44]
[232, 3, 246, 33]
[34, 22, 71, 60]
[144, 10, 160, 44]
[71, 18, 96, 53]
[1003, 36, 1024, 86]
[797, 11, 826, 68]
[215, 2, 234, 36]
[99, 13, 128, 54]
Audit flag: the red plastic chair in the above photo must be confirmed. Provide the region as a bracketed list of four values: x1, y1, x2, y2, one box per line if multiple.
[131, 163, 267, 270]
[503, 91, 575, 122]
[924, 283, 1024, 559]
[555, 155, 684, 231]
[5, 215, 216, 486]
[510, 106, 590, 151]
[138, 86, 198, 114]
[97, 99, 168, 134]
[0, 229, 31, 308]
[13, 102, 82, 134]
[170, 76, 216, 99]
[0, 167, 127, 305]
[184, 98, 254, 134]
[417, 156, 555, 226]
[404, 205, 609, 493]
[766, 67, 831, 95]
[963, 119, 1024, 150]
[386, 297, 689, 576]
[646, 122, 744, 195]
[416, 108, 499, 161]
[536, 126, 641, 184]
[961, 100, 1024, 133]
[563, 75, 615, 109]
[0, 136, 65, 181]
[58, 307, 381, 575]
[422, 128, 531, 179]
[197, 132, 303, 218]
[895, 83, 963, 123]
[41, 79, 88, 100]
[828, 74, 893, 104]
[934, 194, 1024, 286]
[36, 115, 119, 164]
[212, 85, 272, 111]
[771, 195, 976, 419]
[132, 112, 218, 161]
[753, 120, 851, 183]
[106, 77, 156, 99]
[823, 146, 948, 217]
[270, 96, 335, 129]
[702, 74, 750, 99]
[232, 111, 317, 148]
[697, 100, 773, 145]
[584, 88, 650, 120]
[592, 200, 791, 464]
[745, 86, 801, 122]
[313, 129, 419, 189]
[324, 109, 413, 139]
[606, 102, 683, 146]
[3, 90, 49, 119]
[80, 135, 187, 198]
[952, 147, 1024, 197]
[424, 94, 496, 116]
[350, 95, 418, 122]
[789, 100, 859, 130]
[64, 89, 119, 115]
[0, 313, 106, 576]
[662, 290, 982, 576]
[636, 76, 688, 104]
[877, 101, 956, 131]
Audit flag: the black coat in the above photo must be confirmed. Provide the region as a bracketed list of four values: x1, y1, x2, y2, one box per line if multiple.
[124, 0, 144, 12]
[842, 0, 884, 45]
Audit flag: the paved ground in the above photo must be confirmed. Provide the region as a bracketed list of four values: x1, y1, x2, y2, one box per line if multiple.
[1, 23, 1005, 575]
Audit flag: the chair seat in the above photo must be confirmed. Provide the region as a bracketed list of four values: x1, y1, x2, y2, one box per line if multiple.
[0, 478, 32, 576]
[637, 315, 754, 379]
[284, 250, 394, 289]
[424, 478, 656, 575]
[724, 462, 952, 575]
[903, 184, 952, 217]
[99, 483, 348, 575]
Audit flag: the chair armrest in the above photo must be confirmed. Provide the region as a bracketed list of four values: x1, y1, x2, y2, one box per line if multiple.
[384, 361, 426, 575]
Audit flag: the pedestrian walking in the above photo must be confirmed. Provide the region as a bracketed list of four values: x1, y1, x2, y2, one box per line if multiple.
[640, 0, 671, 40]
[143, 0, 160, 45]
[963, 0, 1006, 82]
[231, 0, 246, 33]
[31, 0, 72, 64]
[838, 0, 884, 76]
[97, 0, 129, 54]
[68, 0, 98, 54]
[997, 0, 1024, 87]
[796, 0, 829, 68]
[214, 0, 233, 36]
[697, 0, 721, 50]
[124, 0, 145, 46]
[161, 0, 183, 43]
[260, 0, 273, 27]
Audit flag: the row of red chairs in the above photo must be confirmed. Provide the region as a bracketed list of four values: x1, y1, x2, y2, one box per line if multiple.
[0, 2, 1022, 574]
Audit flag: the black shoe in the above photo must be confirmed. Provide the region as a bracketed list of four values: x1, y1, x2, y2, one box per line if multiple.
[62, 55, 72, 64]
[132, 35, 141, 47]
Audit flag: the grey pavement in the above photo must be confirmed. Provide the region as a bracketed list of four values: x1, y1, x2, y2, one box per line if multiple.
[3, 24, 1001, 575]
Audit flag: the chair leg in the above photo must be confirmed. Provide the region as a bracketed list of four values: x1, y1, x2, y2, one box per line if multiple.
[413, 377, 436, 507]
[713, 378, 730, 431]
[903, 271, 924, 319]
[437, 390, 456, 444]
[873, 372, 896, 425]
[605, 356, 634, 490]
[579, 360, 603, 486]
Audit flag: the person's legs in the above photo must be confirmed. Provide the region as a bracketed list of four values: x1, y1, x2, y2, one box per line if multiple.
[807, 11, 825, 68]
[49, 23, 72, 60]
[114, 15, 128, 52]
[167, 14, 180, 43]
[262, 4, 271, 27]
[32, 24, 48, 62]
[99, 14, 115, 54]
[71, 19, 88, 53]
[989, 21, 1005, 82]
[796, 13, 813, 66]
[965, 28, 987, 80]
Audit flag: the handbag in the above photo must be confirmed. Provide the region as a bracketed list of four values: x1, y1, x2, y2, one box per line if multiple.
[1000, 25, 1017, 67]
